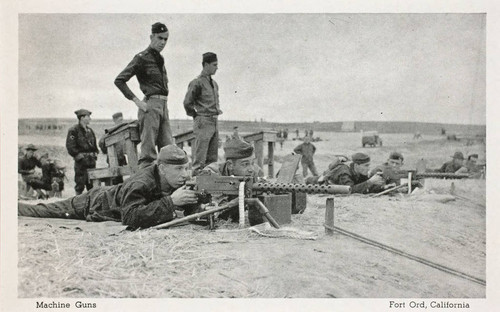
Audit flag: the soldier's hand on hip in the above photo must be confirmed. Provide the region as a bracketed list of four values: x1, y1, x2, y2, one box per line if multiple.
[170, 186, 198, 206]
[133, 98, 148, 112]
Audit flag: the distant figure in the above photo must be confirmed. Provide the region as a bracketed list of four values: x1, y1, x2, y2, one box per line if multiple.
[18, 144, 42, 195]
[99, 112, 128, 185]
[283, 128, 288, 140]
[304, 129, 308, 137]
[231, 126, 240, 140]
[66, 109, 98, 195]
[441, 128, 446, 135]
[277, 129, 282, 139]
[438, 152, 465, 173]
[184, 52, 222, 175]
[413, 132, 422, 139]
[295, 129, 299, 138]
[309, 129, 314, 137]
[114, 22, 173, 168]
[293, 136, 318, 177]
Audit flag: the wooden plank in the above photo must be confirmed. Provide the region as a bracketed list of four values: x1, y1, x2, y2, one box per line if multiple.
[254, 140, 264, 170]
[276, 154, 301, 183]
[105, 130, 130, 147]
[243, 132, 264, 142]
[88, 166, 132, 179]
[174, 130, 196, 143]
[107, 145, 119, 167]
[262, 131, 278, 142]
[268, 141, 274, 178]
[125, 139, 139, 173]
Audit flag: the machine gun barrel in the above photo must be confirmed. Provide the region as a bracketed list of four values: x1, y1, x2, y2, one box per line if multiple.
[414, 172, 470, 179]
[252, 182, 351, 195]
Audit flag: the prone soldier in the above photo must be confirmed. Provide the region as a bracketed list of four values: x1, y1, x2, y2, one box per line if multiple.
[438, 152, 465, 173]
[66, 109, 99, 195]
[306, 152, 385, 194]
[18, 145, 198, 230]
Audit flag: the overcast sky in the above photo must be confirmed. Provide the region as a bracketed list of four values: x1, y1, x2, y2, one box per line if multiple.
[18, 13, 485, 124]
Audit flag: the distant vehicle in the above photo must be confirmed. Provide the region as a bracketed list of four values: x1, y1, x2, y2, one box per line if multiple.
[362, 131, 383, 147]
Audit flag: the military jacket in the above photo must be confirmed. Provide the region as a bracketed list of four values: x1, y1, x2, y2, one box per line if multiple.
[184, 73, 221, 117]
[66, 124, 98, 158]
[438, 161, 463, 173]
[114, 46, 169, 100]
[18, 155, 41, 175]
[293, 142, 316, 161]
[84, 164, 177, 229]
[326, 162, 376, 194]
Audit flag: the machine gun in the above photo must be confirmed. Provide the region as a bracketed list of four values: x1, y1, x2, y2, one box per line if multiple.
[153, 175, 351, 230]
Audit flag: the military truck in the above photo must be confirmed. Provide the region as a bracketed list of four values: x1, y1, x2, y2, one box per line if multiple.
[362, 131, 383, 147]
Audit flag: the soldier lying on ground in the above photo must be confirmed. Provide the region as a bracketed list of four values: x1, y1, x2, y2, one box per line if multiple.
[26, 155, 66, 199]
[199, 137, 264, 222]
[18, 145, 199, 230]
[437, 151, 465, 173]
[368, 151, 405, 185]
[306, 152, 385, 194]
[455, 153, 484, 178]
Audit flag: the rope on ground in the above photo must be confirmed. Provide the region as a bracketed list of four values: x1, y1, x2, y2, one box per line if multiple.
[333, 226, 486, 286]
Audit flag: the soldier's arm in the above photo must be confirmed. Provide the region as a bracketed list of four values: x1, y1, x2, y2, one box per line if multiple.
[120, 183, 177, 229]
[65, 128, 81, 158]
[98, 136, 108, 154]
[293, 144, 303, 154]
[90, 130, 99, 154]
[183, 80, 201, 117]
[114, 55, 141, 101]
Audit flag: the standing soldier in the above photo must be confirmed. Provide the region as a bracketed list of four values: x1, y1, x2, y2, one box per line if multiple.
[66, 109, 98, 195]
[293, 136, 319, 178]
[114, 22, 173, 168]
[184, 52, 222, 175]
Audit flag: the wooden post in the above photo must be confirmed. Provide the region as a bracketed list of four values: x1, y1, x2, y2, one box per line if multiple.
[254, 140, 264, 170]
[325, 198, 334, 236]
[125, 139, 139, 173]
[268, 141, 274, 178]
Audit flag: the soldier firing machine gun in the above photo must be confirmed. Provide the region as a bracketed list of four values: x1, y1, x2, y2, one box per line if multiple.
[153, 175, 351, 230]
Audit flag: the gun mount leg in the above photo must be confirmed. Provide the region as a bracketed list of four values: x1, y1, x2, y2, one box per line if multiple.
[324, 197, 334, 236]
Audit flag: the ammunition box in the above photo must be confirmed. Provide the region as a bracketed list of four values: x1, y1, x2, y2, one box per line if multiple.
[248, 193, 292, 226]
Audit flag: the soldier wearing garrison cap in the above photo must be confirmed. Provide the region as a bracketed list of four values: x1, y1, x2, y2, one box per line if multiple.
[199, 138, 264, 221]
[19, 145, 199, 230]
[307, 152, 385, 194]
[184, 52, 222, 175]
[66, 108, 98, 195]
[114, 22, 173, 168]
[438, 151, 465, 173]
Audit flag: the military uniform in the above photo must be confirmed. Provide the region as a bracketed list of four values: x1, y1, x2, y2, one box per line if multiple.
[438, 152, 465, 173]
[114, 24, 173, 167]
[18, 145, 191, 230]
[184, 52, 222, 174]
[293, 141, 318, 177]
[18, 154, 41, 183]
[66, 110, 98, 195]
[27, 159, 65, 193]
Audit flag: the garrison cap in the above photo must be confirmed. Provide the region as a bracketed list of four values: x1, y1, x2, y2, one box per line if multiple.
[451, 151, 464, 160]
[26, 144, 38, 151]
[203, 52, 218, 64]
[224, 138, 254, 160]
[389, 151, 404, 161]
[158, 145, 188, 165]
[352, 152, 370, 165]
[74, 109, 92, 118]
[152, 22, 168, 34]
[112, 112, 123, 119]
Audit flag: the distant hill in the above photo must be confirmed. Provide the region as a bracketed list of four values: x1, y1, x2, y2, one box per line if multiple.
[18, 118, 485, 137]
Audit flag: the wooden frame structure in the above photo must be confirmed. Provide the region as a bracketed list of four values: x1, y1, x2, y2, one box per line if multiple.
[88, 122, 140, 187]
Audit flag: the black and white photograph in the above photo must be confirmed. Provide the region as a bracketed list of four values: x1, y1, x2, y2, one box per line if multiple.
[1, 1, 499, 311]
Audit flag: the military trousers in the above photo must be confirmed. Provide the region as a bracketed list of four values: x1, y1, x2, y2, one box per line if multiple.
[138, 97, 173, 168]
[192, 116, 219, 175]
[18, 186, 108, 220]
[74, 160, 95, 195]
[301, 158, 318, 177]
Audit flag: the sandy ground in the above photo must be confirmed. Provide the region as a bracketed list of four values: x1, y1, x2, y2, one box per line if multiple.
[17, 132, 486, 298]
